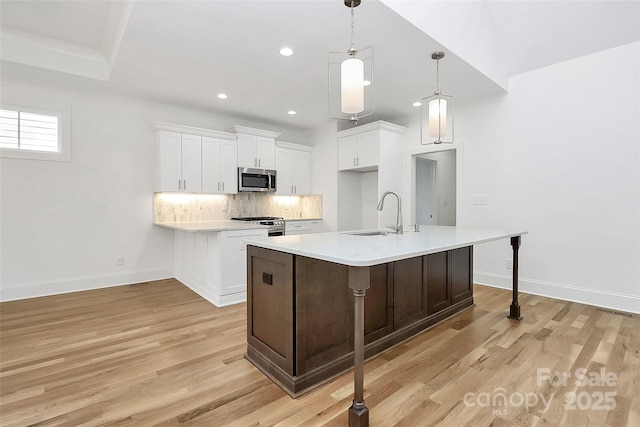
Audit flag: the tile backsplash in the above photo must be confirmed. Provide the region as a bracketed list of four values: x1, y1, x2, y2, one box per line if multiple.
[154, 193, 322, 223]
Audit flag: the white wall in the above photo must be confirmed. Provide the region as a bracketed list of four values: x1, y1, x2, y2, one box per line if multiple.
[0, 77, 303, 301]
[458, 42, 640, 313]
[381, 0, 508, 90]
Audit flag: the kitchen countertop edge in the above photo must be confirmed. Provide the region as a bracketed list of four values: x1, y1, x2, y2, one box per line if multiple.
[244, 225, 528, 267]
[154, 220, 269, 232]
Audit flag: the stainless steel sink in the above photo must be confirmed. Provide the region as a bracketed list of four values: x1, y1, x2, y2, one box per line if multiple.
[344, 230, 390, 236]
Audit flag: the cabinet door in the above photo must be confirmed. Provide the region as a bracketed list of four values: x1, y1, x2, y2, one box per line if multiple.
[157, 130, 181, 191]
[247, 246, 294, 375]
[256, 136, 275, 169]
[292, 150, 310, 194]
[219, 139, 238, 194]
[393, 256, 428, 328]
[355, 130, 379, 169]
[337, 135, 358, 171]
[201, 137, 221, 193]
[309, 220, 323, 233]
[275, 148, 294, 195]
[451, 246, 473, 304]
[427, 251, 450, 315]
[180, 134, 202, 192]
[220, 229, 268, 295]
[237, 134, 257, 168]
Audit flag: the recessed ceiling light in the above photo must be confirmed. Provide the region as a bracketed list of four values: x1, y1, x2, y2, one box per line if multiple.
[287, 110, 297, 115]
[280, 47, 294, 57]
[363, 80, 371, 86]
[413, 101, 422, 107]
[217, 93, 228, 99]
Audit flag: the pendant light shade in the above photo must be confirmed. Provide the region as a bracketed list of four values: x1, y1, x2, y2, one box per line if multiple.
[329, 0, 374, 123]
[341, 57, 364, 114]
[421, 52, 454, 144]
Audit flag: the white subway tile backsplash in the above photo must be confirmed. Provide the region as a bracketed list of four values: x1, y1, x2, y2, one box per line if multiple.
[154, 193, 322, 223]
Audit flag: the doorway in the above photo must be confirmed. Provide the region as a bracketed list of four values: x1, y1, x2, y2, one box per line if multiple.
[414, 150, 456, 226]
[415, 158, 437, 225]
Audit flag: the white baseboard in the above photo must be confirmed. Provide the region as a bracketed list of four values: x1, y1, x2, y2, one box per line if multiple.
[0, 268, 174, 302]
[211, 292, 246, 307]
[474, 271, 640, 314]
[175, 273, 245, 308]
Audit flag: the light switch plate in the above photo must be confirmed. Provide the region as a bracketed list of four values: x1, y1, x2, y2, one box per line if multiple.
[472, 195, 489, 205]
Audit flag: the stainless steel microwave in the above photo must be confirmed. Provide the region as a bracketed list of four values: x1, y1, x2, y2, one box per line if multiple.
[238, 167, 277, 192]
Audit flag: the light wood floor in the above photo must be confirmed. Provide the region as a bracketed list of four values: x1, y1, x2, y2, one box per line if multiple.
[1, 279, 638, 426]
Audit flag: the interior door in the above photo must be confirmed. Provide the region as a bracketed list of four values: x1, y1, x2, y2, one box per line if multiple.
[415, 157, 436, 225]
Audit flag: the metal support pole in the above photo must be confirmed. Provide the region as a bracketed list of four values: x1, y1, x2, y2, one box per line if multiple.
[508, 235, 523, 320]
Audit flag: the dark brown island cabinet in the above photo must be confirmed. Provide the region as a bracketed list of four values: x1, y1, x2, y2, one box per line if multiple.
[245, 245, 473, 397]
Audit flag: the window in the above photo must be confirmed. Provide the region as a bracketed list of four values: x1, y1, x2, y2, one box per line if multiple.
[0, 105, 71, 162]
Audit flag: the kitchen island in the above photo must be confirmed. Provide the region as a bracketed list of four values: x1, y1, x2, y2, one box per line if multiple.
[243, 225, 527, 426]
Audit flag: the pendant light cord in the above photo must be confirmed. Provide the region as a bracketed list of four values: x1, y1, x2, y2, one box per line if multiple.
[435, 58, 440, 96]
[350, 1, 356, 54]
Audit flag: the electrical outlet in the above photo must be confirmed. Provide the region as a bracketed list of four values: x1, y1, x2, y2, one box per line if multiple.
[117, 256, 125, 266]
[506, 259, 513, 269]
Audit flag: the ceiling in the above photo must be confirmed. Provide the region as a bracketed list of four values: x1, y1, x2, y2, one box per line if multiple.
[1, 1, 638, 133]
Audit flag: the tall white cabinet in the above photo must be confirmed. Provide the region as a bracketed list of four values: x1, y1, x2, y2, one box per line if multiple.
[336, 121, 407, 231]
[227, 125, 280, 170]
[275, 141, 312, 195]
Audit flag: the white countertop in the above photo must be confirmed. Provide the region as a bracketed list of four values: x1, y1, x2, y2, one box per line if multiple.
[154, 220, 268, 232]
[284, 218, 323, 222]
[244, 225, 527, 267]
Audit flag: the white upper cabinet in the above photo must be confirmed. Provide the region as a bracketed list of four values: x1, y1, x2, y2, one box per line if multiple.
[276, 143, 311, 195]
[337, 121, 407, 172]
[157, 130, 202, 192]
[237, 134, 275, 169]
[202, 136, 238, 194]
[156, 123, 237, 193]
[227, 125, 280, 170]
[180, 134, 202, 192]
[337, 130, 378, 171]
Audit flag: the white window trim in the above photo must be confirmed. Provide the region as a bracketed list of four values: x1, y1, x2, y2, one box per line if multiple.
[0, 104, 71, 162]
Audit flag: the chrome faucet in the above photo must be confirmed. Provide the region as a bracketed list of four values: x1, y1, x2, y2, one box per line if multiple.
[377, 191, 403, 234]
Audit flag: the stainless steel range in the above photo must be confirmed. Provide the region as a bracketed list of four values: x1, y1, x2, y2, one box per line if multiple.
[231, 216, 285, 236]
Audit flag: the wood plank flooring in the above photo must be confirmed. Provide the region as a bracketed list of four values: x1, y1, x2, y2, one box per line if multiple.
[1, 279, 638, 426]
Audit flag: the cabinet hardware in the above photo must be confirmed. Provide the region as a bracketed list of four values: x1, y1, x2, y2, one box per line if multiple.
[262, 272, 273, 286]
[357, 157, 360, 166]
[178, 179, 182, 190]
[222, 182, 225, 191]
[294, 185, 297, 194]
[258, 158, 261, 167]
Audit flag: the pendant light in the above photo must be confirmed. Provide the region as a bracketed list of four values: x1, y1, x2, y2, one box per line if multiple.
[329, 0, 374, 123]
[421, 52, 454, 144]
